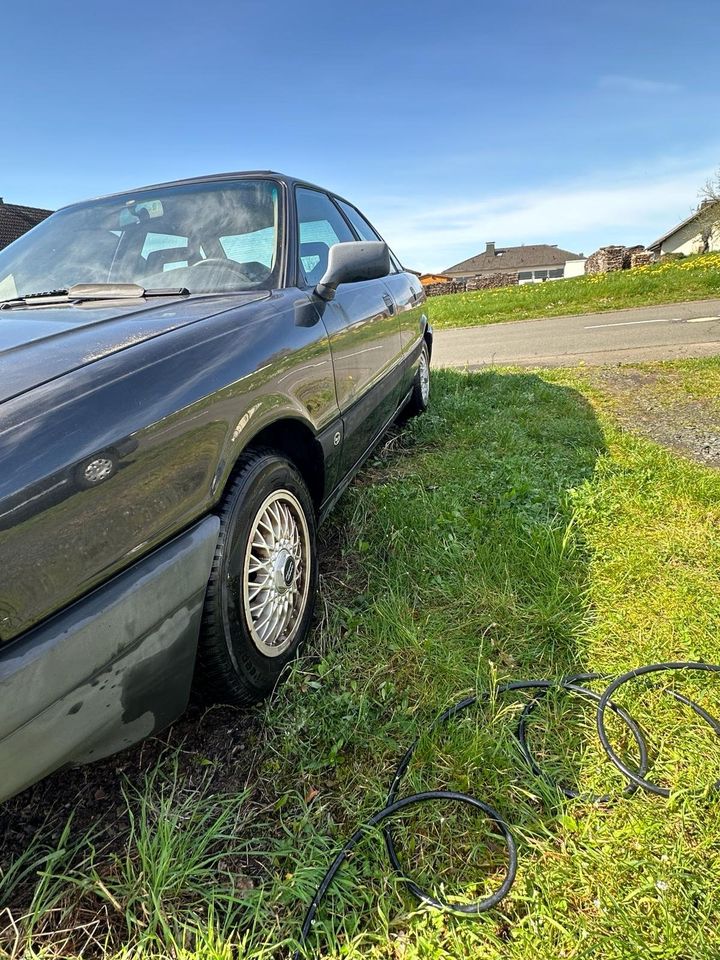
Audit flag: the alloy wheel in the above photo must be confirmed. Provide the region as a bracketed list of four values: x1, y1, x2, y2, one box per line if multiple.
[242, 489, 311, 657]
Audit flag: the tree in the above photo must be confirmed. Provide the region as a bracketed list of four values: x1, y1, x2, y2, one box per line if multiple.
[697, 167, 720, 254]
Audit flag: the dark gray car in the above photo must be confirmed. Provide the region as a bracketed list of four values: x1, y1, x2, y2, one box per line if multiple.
[0, 171, 431, 801]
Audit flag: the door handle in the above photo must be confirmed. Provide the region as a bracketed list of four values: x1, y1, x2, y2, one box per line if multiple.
[383, 293, 395, 314]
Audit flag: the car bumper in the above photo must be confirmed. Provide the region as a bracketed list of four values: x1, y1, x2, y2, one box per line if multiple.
[0, 515, 219, 802]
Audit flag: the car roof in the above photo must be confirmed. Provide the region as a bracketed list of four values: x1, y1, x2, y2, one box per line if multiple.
[58, 171, 352, 211]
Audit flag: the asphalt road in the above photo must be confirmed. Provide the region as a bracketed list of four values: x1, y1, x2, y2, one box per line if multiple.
[432, 298, 720, 368]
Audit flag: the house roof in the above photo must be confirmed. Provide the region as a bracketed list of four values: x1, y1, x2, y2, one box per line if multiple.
[0, 201, 53, 250]
[647, 200, 720, 252]
[444, 243, 583, 275]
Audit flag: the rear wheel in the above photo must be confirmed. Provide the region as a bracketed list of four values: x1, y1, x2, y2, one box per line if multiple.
[405, 341, 430, 416]
[197, 450, 318, 705]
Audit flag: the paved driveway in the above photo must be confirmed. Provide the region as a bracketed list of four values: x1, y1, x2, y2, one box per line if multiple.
[432, 298, 720, 368]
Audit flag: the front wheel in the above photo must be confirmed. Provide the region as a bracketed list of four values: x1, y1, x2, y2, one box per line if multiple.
[405, 341, 430, 417]
[197, 450, 318, 705]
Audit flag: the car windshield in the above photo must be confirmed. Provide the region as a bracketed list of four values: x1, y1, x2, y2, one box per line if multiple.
[0, 178, 281, 301]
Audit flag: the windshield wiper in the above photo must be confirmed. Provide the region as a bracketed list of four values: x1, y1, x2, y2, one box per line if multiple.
[0, 283, 190, 309]
[0, 287, 68, 307]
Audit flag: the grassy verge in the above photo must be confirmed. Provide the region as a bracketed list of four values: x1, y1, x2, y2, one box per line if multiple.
[429, 252, 720, 328]
[2, 361, 720, 959]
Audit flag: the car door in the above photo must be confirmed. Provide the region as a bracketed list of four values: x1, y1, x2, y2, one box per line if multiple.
[296, 187, 403, 474]
[334, 198, 426, 390]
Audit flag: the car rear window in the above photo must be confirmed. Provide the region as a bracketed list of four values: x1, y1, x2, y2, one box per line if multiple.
[220, 227, 276, 267]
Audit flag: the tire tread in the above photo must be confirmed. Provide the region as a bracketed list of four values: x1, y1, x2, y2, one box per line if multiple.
[195, 447, 305, 706]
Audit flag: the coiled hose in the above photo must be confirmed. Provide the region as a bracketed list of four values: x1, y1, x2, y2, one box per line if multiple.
[294, 661, 720, 958]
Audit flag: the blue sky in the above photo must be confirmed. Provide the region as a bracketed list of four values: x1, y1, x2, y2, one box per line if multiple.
[1, 0, 718, 271]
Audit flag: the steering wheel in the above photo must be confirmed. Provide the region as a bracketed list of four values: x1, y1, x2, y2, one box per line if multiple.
[189, 258, 254, 284]
[237, 260, 271, 283]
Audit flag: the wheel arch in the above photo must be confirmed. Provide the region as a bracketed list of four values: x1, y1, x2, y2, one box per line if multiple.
[423, 320, 434, 359]
[231, 418, 326, 511]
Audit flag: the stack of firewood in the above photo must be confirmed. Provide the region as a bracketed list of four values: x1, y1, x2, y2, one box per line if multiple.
[424, 280, 465, 297]
[585, 244, 657, 274]
[624, 245, 646, 267]
[585, 246, 628, 274]
[629, 250, 656, 268]
[424, 273, 519, 297]
[465, 272, 518, 291]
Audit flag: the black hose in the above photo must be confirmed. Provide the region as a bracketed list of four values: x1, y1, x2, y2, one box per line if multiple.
[296, 790, 517, 948]
[516, 674, 649, 802]
[293, 662, 719, 958]
[596, 662, 720, 798]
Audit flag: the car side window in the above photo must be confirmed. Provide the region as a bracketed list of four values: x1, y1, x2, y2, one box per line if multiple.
[296, 187, 354, 286]
[336, 199, 402, 274]
[336, 199, 381, 242]
[388, 251, 403, 273]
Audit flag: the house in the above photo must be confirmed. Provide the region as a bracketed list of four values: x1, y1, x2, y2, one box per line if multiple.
[443, 241, 584, 284]
[419, 272, 453, 287]
[0, 199, 53, 251]
[647, 200, 720, 256]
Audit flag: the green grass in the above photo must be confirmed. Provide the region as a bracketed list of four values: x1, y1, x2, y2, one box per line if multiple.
[3, 360, 720, 959]
[429, 252, 720, 328]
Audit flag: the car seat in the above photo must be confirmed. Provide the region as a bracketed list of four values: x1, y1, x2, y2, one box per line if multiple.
[299, 242, 330, 286]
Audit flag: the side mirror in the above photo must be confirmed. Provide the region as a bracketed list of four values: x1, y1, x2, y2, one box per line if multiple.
[315, 241, 390, 301]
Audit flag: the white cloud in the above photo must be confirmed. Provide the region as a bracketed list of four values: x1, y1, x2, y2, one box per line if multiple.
[598, 74, 681, 95]
[376, 163, 713, 271]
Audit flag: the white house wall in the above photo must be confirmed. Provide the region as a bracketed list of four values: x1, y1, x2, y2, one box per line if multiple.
[564, 258, 587, 278]
[660, 217, 720, 255]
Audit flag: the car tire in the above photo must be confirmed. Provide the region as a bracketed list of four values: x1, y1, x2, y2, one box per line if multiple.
[405, 341, 430, 416]
[197, 449, 318, 706]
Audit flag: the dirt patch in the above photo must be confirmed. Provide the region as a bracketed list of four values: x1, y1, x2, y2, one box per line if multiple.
[588, 366, 720, 467]
[0, 700, 262, 891]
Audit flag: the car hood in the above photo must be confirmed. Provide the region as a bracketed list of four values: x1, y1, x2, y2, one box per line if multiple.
[0, 292, 270, 403]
